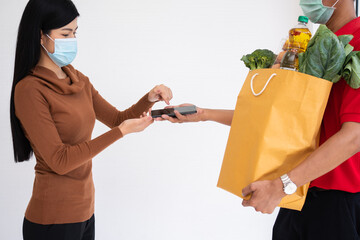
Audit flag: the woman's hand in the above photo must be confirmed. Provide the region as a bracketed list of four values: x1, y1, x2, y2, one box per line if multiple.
[118, 112, 154, 136]
[157, 104, 205, 123]
[148, 84, 173, 105]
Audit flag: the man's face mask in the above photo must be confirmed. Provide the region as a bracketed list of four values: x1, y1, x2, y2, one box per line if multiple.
[300, 0, 339, 24]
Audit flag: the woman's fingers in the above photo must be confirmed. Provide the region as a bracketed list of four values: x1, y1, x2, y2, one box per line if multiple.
[149, 84, 173, 105]
[141, 115, 154, 128]
[140, 112, 148, 118]
[159, 85, 172, 105]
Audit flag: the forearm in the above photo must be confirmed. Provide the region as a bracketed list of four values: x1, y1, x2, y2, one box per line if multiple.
[94, 93, 154, 128]
[131, 93, 155, 117]
[288, 122, 360, 187]
[202, 109, 234, 126]
[41, 127, 123, 175]
[115, 93, 154, 122]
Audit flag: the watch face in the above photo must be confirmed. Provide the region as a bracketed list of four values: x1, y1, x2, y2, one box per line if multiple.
[284, 182, 297, 195]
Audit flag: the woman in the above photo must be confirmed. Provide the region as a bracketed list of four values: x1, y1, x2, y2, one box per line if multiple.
[10, 0, 172, 239]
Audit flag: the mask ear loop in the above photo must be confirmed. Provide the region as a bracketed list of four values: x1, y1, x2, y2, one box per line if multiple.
[41, 44, 49, 53]
[46, 34, 55, 42]
[41, 34, 54, 53]
[332, 0, 340, 8]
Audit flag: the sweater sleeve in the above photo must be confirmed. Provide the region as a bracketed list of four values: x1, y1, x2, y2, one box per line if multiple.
[14, 82, 123, 175]
[91, 83, 155, 128]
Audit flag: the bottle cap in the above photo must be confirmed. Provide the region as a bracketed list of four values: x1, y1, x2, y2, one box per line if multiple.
[298, 16, 309, 23]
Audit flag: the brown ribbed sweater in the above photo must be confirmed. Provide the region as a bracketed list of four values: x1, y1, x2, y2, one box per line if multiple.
[14, 65, 154, 224]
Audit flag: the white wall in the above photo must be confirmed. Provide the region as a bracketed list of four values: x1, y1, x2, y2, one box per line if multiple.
[0, 0, 305, 239]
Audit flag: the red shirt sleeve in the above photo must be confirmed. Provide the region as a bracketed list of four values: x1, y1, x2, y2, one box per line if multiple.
[340, 83, 360, 124]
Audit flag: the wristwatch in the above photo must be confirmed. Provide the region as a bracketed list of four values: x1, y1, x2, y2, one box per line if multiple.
[280, 174, 297, 195]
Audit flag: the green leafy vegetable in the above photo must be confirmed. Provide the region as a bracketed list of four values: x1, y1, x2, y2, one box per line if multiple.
[344, 44, 354, 56]
[298, 24, 360, 89]
[298, 25, 353, 81]
[340, 51, 360, 89]
[241, 49, 276, 70]
[338, 35, 353, 46]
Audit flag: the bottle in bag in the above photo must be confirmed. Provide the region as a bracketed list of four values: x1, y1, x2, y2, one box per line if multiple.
[280, 16, 312, 71]
[280, 43, 300, 71]
[289, 16, 312, 53]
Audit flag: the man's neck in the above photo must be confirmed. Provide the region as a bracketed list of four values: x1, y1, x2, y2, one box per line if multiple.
[326, 1, 356, 32]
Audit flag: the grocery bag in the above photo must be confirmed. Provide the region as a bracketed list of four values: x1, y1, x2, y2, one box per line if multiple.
[217, 68, 332, 211]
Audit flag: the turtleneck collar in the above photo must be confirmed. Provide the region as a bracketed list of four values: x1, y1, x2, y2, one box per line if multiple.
[30, 65, 85, 95]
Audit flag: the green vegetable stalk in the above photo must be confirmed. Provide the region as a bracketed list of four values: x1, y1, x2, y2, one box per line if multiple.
[241, 49, 276, 70]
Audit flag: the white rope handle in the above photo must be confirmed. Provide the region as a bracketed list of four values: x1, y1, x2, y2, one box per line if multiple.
[250, 73, 277, 96]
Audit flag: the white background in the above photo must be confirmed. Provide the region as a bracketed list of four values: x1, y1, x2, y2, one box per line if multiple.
[0, 0, 305, 239]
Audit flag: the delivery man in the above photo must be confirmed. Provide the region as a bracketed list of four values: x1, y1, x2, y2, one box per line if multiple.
[162, 0, 360, 238]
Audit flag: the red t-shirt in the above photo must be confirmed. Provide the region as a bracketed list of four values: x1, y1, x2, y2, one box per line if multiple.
[310, 17, 360, 193]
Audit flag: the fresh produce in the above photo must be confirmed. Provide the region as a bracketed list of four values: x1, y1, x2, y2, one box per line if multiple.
[240, 25, 360, 89]
[297, 24, 360, 89]
[241, 49, 276, 70]
[339, 51, 360, 89]
[298, 25, 353, 82]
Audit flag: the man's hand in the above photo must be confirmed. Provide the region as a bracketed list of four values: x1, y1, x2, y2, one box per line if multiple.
[156, 104, 205, 123]
[241, 178, 286, 214]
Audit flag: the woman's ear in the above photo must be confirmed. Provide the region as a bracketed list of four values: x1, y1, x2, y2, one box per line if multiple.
[40, 30, 44, 45]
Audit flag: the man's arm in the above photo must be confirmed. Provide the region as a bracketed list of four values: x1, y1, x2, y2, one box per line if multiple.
[242, 121, 360, 214]
[160, 104, 234, 126]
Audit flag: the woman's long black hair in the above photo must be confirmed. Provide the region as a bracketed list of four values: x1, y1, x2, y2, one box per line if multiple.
[10, 0, 79, 162]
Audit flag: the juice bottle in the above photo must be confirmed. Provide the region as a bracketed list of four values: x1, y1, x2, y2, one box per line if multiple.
[280, 16, 312, 70]
[289, 16, 312, 53]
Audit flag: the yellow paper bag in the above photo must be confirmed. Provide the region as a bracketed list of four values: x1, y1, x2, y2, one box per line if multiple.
[217, 69, 333, 211]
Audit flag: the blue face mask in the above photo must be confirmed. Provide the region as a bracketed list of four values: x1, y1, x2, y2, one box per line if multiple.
[300, 0, 339, 24]
[41, 34, 78, 67]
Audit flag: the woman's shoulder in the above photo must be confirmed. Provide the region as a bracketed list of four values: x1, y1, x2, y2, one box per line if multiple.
[14, 76, 48, 110]
[15, 75, 44, 94]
